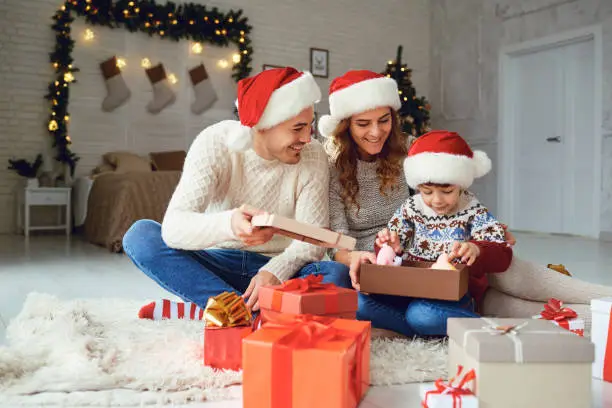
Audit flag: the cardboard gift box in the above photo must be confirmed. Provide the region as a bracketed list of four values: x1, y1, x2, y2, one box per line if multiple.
[591, 297, 612, 381]
[359, 261, 468, 301]
[533, 298, 584, 336]
[243, 314, 371, 408]
[420, 366, 478, 408]
[251, 213, 356, 250]
[202, 291, 253, 371]
[258, 275, 357, 319]
[447, 317, 594, 408]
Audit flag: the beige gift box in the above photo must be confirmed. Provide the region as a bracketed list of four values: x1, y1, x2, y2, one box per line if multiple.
[447, 317, 594, 408]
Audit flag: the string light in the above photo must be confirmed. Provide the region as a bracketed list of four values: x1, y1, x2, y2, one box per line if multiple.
[388, 60, 393, 65]
[141, 58, 151, 68]
[398, 90, 403, 95]
[64, 115, 70, 122]
[160, 30, 165, 36]
[239, 37, 245, 43]
[145, 22, 150, 27]
[168, 73, 178, 84]
[64, 72, 74, 82]
[214, 19, 219, 24]
[66, 135, 72, 143]
[191, 42, 203, 54]
[123, 9, 129, 16]
[217, 59, 229, 69]
[404, 97, 408, 101]
[189, 20, 194, 25]
[172, 19, 177, 25]
[128, 1, 135, 5]
[84, 28, 95, 40]
[134, 7, 139, 13]
[48, 120, 58, 131]
[228, 17, 233, 22]
[116, 58, 127, 68]
[401, 67, 406, 72]
[61, 5, 66, 11]
[232, 53, 241, 63]
[215, 29, 221, 35]
[53, 62, 59, 68]
[242, 50, 248, 55]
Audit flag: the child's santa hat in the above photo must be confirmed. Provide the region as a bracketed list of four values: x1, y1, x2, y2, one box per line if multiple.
[403, 130, 492, 188]
[227, 67, 321, 151]
[318, 70, 401, 138]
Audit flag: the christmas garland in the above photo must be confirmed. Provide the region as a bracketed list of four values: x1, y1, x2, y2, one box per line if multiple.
[47, 0, 253, 175]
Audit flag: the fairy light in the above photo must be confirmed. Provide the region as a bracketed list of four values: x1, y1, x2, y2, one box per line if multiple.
[191, 42, 203, 54]
[217, 59, 229, 69]
[53, 62, 59, 69]
[48, 120, 58, 131]
[141, 58, 151, 68]
[128, 1, 135, 5]
[239, 37, 245, 43]
[242, 50, 248, 55]
[215, 29, 221, 35]
[232, 53, 241, 63]
[116, 58, 127, 69]
[123, 9, 129, 16]
[84, 28, 95, 41]
[64, 115, 70, 122]
[168, 73, 178, 84]
[64, 72, 75, 82]
[160, 30, 165, 36]
[66, 135, 72, 143]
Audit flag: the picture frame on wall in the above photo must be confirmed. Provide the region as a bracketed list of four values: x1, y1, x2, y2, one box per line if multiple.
[262, 64, 284, 71]
[310, 48, 329, 78]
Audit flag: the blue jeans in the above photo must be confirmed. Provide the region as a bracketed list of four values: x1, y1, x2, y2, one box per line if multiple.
[122, 220, 352, 308]
[357, 291, 478, 337]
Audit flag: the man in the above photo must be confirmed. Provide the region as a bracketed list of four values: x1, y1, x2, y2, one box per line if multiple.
[123, 67, 350, 319]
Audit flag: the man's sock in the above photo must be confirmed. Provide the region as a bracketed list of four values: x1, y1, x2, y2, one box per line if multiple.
[138, 299, 205, 320]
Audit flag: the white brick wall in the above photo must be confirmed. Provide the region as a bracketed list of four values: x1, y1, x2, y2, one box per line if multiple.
[0, 0, 430, 235]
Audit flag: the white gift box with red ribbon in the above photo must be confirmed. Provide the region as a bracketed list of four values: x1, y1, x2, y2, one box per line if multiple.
[592, 298, 612, 381]
[419, 366, 478, 408]
[533, 298, 584, 336]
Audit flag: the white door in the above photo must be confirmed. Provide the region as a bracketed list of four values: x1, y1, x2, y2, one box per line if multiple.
[508, 38, 596, 236]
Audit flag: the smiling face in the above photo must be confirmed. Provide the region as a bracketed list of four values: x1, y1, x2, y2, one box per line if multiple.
[253, 106, 314, 164]
[418, 183, 462, 215]
[348, 107, 393, 160]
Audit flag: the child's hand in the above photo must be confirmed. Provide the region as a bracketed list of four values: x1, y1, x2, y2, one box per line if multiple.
[375, 228, 401, 253]
[449, 241, 480, 266]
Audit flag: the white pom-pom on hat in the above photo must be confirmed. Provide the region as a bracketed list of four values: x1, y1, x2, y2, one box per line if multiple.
[318, 115, 340, 138]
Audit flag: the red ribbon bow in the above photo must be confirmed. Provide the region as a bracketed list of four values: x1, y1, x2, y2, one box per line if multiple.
[540, 298, 577, 322]
[277, 274, 333, 293]
[266, 314, 365, 408]
[422, 366, 476, 408]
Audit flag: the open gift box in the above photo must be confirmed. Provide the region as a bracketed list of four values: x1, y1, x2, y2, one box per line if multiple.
[359, 260, 469, 301]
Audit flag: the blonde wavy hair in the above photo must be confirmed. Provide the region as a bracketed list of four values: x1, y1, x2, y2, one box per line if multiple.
[325, 110, 409, 212]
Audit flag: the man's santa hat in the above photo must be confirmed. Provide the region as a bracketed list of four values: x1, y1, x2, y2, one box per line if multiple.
[226, 67, 321, 151]
[318, 70, 401, 138]
[403, 130, 492, 188]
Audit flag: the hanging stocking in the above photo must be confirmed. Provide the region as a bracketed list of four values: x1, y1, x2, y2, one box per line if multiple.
[189, 63, 218, 114]
[145, 63, 176, 114]
[100, 56, 131, 112]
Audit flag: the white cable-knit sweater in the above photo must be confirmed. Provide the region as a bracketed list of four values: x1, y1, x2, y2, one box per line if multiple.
[161, 120, 330, 282]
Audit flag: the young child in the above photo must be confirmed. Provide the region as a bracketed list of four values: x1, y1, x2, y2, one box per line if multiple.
[376, 129, 513, 307]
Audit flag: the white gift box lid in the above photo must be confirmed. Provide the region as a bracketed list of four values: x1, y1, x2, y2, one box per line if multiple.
[591, 298, 612, 314]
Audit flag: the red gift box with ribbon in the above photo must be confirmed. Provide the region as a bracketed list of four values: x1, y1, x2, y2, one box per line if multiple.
[242, 314, 371, 408]
[258, 275, 358, 320]
[533, 298, 584, 336]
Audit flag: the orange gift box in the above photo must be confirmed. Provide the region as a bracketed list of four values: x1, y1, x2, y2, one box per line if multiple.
[260, 308, 356, 325]
[243, 314, 371, 408]
[258, 274, 357, 317]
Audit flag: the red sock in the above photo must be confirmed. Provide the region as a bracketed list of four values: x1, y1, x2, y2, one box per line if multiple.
[138, 299, 205, 320]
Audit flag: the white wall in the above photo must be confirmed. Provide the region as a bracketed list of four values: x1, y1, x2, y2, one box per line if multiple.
[429, 0, 612, 235]
[0, 0, 430, 234]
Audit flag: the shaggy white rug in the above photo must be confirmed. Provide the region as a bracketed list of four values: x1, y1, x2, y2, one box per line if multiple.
[0, 293, 448, 406]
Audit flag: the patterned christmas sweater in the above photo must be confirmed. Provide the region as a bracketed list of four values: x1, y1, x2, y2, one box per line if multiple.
[387, 190, 513, 305]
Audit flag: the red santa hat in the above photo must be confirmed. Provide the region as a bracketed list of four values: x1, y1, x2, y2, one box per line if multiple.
[226, 67, 321, 151]
[403, 130, 492, 188]
[318, 70, 402, 138]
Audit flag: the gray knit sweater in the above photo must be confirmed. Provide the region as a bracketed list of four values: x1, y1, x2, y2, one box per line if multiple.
[329, 159, 410, 255]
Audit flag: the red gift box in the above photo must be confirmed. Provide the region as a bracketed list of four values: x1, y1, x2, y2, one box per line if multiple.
[258, 275, 357, 320]
[533, 298, 585, 336]
[243, 314, 370, 408]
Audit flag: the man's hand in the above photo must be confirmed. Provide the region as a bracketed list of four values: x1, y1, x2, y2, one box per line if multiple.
[242, 270, 281, 311]
[448, 241, 481, 266]
[375, 228, 401, 253]
[349, 251, 377, 291]
[231, 204, 277, 247]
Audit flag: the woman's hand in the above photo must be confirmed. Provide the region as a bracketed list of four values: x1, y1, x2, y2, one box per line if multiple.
[501, 224, 516, 247]
[448, 241, 481, 266]
[375, 228, 401, 254]
[349, 251, 377, 291]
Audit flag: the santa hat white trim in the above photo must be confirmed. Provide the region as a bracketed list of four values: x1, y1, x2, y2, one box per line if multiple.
[318, 77, 401, 138]
[403, 150, 492, 189]
[256, 71, 321, 130]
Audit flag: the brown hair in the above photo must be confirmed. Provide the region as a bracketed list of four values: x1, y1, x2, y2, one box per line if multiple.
[420, 183, 452, 188]
[326, 110, 409, 212]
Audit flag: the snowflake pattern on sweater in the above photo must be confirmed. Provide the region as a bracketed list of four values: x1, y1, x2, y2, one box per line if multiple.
[388, 190, 506, 261]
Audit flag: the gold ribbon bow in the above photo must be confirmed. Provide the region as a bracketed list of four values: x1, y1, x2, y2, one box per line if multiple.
[204, 291, 252, 327]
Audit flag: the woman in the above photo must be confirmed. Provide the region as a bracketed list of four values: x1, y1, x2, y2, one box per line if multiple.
[320, 70, 612, 336]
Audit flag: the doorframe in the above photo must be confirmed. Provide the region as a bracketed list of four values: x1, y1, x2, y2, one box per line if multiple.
[497, 25, 603, 238]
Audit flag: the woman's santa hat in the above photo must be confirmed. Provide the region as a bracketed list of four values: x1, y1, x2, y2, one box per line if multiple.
[226, 67, 321, 151]
[404, 130, 492, 188]
[318, 70, 402, 138]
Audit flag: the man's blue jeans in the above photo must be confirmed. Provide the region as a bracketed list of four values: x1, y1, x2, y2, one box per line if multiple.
[122, 219, 352, 308]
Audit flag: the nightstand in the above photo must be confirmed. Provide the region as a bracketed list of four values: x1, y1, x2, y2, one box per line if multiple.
[17, 187, 72, 237]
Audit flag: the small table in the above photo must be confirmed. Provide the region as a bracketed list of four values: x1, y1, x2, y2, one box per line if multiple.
[17, 187, 72, 237]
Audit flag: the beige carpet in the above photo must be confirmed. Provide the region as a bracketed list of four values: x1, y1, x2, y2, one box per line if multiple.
[0, 293, 447, 406]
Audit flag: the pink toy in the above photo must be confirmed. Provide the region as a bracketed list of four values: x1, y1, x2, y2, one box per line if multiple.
[376, 244, 402, 266]
[431, 253, 457, 270]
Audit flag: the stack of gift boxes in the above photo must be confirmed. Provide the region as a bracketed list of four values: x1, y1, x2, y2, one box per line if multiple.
[197, 213, 612, 408]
